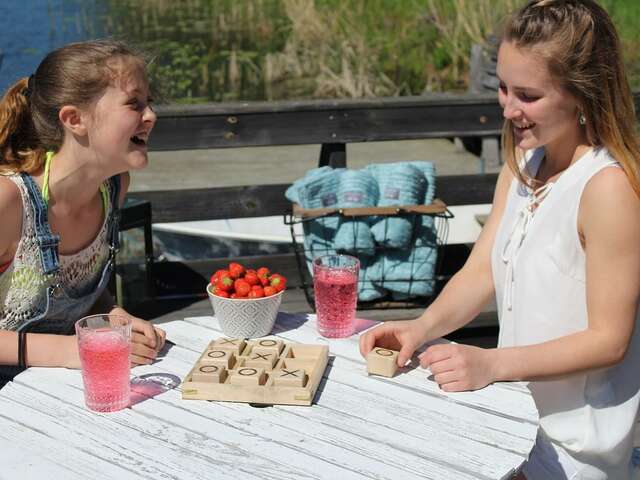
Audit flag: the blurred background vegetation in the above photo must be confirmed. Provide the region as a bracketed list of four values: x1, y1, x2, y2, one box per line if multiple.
[76, 0, 640, 103]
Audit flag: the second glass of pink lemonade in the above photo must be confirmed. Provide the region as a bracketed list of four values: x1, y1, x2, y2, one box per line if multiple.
[75, 314, 132, 412]
[313, 254, 360, 338]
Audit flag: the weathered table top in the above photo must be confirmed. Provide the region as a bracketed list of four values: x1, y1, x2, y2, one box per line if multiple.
[0, 313, 537, 480]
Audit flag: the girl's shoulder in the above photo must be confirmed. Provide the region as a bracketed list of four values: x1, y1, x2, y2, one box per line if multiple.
[0, 175, 23, 215]
[0, 176, 24, 258]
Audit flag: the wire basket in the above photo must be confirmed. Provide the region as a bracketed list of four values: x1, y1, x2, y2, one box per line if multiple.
[284, 199, 453, 310]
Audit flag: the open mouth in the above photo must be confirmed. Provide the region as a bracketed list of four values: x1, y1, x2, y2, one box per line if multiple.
[130, 135, 147, 146]
[514, 122, 535, 131]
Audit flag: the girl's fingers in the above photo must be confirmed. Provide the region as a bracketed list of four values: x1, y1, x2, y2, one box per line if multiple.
[154, 327, 166, 351]
[419, 344, 453, 368]
[433, 370, 458, 386]
[131, 331, 156, 350]
[132, 319, 158, 349]
[359, 327, 383, 357]
[130, 355, 154, 367]
[131, 335, 158, 361]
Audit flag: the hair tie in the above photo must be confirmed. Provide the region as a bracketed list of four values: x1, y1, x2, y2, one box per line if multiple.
[23, 74, 35, 100]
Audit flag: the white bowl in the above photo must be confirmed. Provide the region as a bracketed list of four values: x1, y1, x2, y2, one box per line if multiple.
[206, 284, 284, 338]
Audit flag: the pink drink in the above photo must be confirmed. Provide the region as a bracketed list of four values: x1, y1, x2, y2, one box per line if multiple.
[78, 330, 131, 412]
[314, 257, 359, 338]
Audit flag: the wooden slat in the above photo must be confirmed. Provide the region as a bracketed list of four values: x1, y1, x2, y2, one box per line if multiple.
[149, 92, 640, 151]
[128, 184, 292, 223]
[149, 94, 504, 151]
[126, 174, 497, 223]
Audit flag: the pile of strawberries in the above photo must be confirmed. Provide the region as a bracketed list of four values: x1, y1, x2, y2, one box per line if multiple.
[209, 262, 287, 299]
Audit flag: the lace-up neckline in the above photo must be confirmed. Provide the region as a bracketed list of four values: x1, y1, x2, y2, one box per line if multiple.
[500, 181, 554, 311]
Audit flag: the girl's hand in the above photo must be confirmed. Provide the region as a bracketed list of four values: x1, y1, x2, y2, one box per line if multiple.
[359, 319, 429, 367]
[109, 306, 166, 367]
[418, 344, 497, 392]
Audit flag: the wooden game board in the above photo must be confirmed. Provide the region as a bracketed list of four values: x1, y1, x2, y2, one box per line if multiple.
[182, 337, 329, 406]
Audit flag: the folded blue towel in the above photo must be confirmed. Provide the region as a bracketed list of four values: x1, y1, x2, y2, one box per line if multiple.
[373, 241, 438, 298]
[358, 256, 386, 301]
[368, 164, 426, 249]
[334, 170, 378, 256]
[286, 167, 345, 271]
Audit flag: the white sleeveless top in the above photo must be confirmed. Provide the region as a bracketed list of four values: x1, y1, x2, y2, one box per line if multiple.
[491, 147, 640, 479]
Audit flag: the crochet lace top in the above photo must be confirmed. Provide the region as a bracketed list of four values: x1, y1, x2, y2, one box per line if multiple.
[0, 174, 111, 331]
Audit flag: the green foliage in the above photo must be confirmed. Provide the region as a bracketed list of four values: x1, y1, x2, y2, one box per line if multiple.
[92, 0, 640, 102]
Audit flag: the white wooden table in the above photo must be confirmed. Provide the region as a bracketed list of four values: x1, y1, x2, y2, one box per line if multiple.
[0, 313, 538, 480]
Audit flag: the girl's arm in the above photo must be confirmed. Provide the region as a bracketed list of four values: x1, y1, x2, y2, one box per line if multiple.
[0, 177, 23, 267]
[422, 166, 640, 391]
[0, 180, 77, 368]
[0, 330, 79, 368]
[360, 163, 514, 364]
[414, 161, 515, 341]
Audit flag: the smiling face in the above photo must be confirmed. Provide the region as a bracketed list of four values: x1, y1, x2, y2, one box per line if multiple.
[497, 41, 584, 160]
[83, 68, 156, 174]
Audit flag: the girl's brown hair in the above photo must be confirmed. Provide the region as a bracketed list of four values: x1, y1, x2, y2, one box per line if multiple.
[0, 40, 147, 174]
[501, 0, 640, 194]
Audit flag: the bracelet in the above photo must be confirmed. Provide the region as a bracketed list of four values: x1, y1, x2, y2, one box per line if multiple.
[18, 331, 27, 368]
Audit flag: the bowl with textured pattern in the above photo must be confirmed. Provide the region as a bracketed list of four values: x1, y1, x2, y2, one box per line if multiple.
[206, 284, 284, 338]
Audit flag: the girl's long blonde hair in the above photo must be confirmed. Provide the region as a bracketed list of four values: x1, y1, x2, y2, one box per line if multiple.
[501, 0, 640, 195]
[0, 40, 147, 175]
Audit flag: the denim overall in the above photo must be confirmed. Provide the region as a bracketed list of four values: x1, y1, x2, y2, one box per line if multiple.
[0, 173, 121, 382]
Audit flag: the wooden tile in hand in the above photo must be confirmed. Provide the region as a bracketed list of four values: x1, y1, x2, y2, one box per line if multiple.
[366, 347, 399, 377]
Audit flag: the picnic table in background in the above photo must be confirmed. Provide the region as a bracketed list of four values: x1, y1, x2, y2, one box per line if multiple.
[0, 313, 538, 480]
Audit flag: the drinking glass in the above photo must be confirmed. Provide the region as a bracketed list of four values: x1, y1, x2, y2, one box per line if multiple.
[313, 254, 359, 338]
[75, 314, 132, 412]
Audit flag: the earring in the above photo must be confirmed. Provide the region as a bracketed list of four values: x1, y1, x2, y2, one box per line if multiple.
[579, 113, 586, 125]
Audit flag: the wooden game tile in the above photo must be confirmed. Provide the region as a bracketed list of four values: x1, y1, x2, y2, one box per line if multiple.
[366, 347, 399, 378]
[244, 351, 278, 369]
[272, 368, 306, 387]
[230, 367, 267, 386]
[191, 364, 227, 383]
[281, 358, 316, 372]
[251, 338, 284, 356]
[211, 338, 246, 354]
[201, 349, 236, 369]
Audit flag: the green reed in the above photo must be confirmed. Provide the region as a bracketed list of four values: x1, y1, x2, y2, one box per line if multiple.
[82, 0, 639, 103]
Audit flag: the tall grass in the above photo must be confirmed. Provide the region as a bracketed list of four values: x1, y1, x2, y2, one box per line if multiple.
[90, 0, 640, 103]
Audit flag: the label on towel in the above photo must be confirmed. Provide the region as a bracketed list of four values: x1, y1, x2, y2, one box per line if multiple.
[343, 191, 363, 203]
[384, 188, 400, 200]
[321, 193, 338, 206]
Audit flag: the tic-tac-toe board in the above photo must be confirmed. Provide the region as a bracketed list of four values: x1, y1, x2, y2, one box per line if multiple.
[182, 337, 329, 406]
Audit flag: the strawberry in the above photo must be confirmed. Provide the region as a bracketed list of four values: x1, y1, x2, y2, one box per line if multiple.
[251, 285, 265, 296]
[210, 269, 230, 286]
[248, 289, 264, 298]
[269, 274, 287, 292]
[263, 285, 277, 297]
[228, 262, 245, 279]
[244, 272, 260, 286]
[257, 267, 270, 286]
[211, 286, 230, 298]
[234, 279, 252, 297]
[217, 274, 234, 292]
